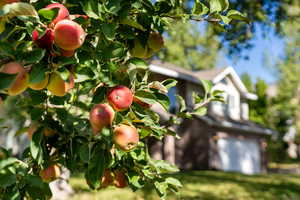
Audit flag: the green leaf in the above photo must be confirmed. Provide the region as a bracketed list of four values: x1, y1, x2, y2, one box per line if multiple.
[0, 73, 17, 90]
[0, 158, 18, 170]
[154, 181, 168, 199]
[29, 64, 47, 84]
[193, 106, 207, 116]
[227, 10, 249, 23]
[2, 2, 38, 18]
[154, 92, 170, 111]
[0, 173, 17, 187]
[127, 58, 148, 70]
[192, 0, 209, 15]
[151, 159, 179, 173]
[200, 79, 213, 94]
[165, 177, 182, 188]
[22, 49, 45, 64]
[79, 144, 89, 163]
[218, 14, 232, 25]
[209, 0, 229, 13]
[106, 0, 121, 15]
[120, 18, 146, 31]
[81, 1, 99, 19]
[176, 95, 186, 112]
[38, 8, 59, 21]
[92, 86, 107, 103]
[127, 170, 144, 189]
[162, 79, 177, 90]
[30, 131, 43, 164]
[134, 90, 157, 105]
[101, 23, 117, 40]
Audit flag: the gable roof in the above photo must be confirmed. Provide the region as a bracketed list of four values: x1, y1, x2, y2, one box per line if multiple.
[149, 60, 257, 100]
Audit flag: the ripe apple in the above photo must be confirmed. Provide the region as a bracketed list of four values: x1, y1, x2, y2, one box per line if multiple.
[47, 72, 66, 96]
[32, 29, 54, 50]
[107, 85, 133, 111]
[147, 32, 164, 52]
[54, 19, 86, 51]
[45, 3, 69, 26]
[29, 73, 49, 90]
[0, 62, 29, 96]
[113, 124, 139, 151]
[101, 170, 113, 188]
[113, 170, 127, 188]
[39, 164, 60, 183]
[89, 103, 115, 134]
[60, 49, 75, 57]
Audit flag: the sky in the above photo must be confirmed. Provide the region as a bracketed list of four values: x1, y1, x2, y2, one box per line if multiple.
[218, 25, 285, 84]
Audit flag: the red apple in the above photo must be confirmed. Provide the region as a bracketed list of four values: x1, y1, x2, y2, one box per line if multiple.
[32, 29, 54, 50]
[89, 103, 115, 134]
[101, 170, 113, 188]
[113, 124, 139, 151]
[113, 170, 127, 188]
[107, 85, 133, 111]
[45, 3, 69, 26]
[54, 19, 86, 51]
[39, 164, 60, 183]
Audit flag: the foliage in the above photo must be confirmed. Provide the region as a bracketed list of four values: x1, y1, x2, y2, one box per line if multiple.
[0, 0, 246, 199]
[158, 22, 220, 70]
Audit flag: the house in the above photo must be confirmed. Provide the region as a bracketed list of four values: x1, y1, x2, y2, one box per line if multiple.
[148, 60, 276, 174]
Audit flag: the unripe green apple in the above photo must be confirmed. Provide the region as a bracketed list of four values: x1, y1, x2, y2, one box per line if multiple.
[129, 39, 148, 58]
[147, 32, 164, 52]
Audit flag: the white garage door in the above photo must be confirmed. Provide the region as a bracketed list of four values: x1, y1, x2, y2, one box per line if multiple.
[217, 137, 261, 174]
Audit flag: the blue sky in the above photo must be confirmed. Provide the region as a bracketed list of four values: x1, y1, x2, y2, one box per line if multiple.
[218, 25, 285, 84]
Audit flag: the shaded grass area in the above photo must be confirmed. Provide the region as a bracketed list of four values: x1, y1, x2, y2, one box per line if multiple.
[70, 170, 300, 200]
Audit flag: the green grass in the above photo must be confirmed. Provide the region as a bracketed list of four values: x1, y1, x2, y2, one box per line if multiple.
[70, 171, 300, 200]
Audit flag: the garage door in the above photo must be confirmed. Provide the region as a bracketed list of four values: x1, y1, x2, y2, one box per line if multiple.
[217, 137, 261, 174]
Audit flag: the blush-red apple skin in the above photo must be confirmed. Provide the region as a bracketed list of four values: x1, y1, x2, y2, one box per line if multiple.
[113, 124, 139, 151]
[54, 19, 86, 51]
[107, 85, 133, 111]
[89, 103, 115, 134]
[113, 170, 127, 188]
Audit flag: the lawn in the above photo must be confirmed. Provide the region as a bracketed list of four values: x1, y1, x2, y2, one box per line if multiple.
[70, 170, 300, 200]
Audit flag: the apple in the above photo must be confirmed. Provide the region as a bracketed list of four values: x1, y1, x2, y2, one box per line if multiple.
[54, 19, 86, 51]
[29, 73, 49, 90]
[40, 164, 60, 183]
[43, 128, 57, 137]
[147, 32, 164, 52]
[101, 170, 113, 188]
[129, 39, 148, 58]
[113, 124, 139, 151]
[60, 49, 75, 57]
[113, 170, 127, 188]
[0, 62, 29, 96]
[89, 103, 115, 134]
[47, 72, 67, 96]
[32, 29, 54, 50]
[107, 85, 133, 111]
[45, 3, 70, 26]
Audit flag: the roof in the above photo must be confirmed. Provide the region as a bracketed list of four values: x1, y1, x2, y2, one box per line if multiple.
[151, 103, 276, 136]
[149, 60, 257, 100]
